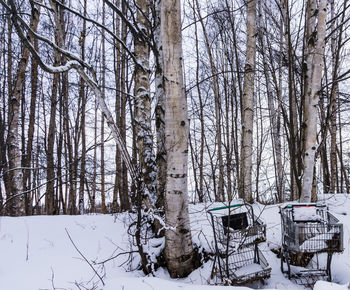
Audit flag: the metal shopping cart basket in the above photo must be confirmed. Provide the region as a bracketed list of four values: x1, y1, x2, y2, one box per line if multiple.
[280, 203, 343, 285]
[208, 201, 271, 285]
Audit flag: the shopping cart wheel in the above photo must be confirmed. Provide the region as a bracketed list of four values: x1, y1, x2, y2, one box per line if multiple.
[285, 252, 291, 279]
[280, 248, 286, 274]
[280, 255, 284, 273]
[281, 247, 291, 278]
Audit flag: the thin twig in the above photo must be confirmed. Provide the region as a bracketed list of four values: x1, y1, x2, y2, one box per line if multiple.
[65, 228, 105, 286]
[96, 250, 138, 265]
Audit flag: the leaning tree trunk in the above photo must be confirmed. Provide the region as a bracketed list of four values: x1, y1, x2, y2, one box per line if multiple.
[300, 0, 327, 202]
[239, 0, 256, 203]
[161, 0, 194, 277]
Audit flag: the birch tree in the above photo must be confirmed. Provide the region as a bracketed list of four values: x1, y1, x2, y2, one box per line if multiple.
[134, 0, 157, 206]
[300, 0, 327, 202]
[161, 0, 194, 277]
[6, 1, 41, 216]
[239, 0, 257, 203]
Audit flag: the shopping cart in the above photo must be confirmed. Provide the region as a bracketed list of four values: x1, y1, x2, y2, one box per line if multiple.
[208, 201, 271, 285]
[280, 203, 343, 284]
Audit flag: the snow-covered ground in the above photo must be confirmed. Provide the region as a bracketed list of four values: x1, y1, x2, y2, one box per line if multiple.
[1, 194, 350, 290]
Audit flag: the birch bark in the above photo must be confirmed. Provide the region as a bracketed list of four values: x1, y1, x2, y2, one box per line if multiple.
[6, 1, 41, 215]
[239, 0, 256, 203]
[161, 0, 194, 277]
[300, 0, 327, 202]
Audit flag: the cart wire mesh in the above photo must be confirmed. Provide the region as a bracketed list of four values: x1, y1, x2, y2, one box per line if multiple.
[217, 246, 271, 285]
[209, 203, 266, 250]
[280, 204, 343, 253]
[280, 203, 344, 284]
[208, 202, 271, 285]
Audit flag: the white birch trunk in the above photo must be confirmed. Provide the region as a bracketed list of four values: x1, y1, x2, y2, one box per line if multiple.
[300, 0, 327, 202]
[161, 0, 194, 277]
[6, 2, 41, 216]
[239, 0, 256, 203]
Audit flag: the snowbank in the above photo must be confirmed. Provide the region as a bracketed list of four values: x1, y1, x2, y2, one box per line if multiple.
[1, 194, 350, 289]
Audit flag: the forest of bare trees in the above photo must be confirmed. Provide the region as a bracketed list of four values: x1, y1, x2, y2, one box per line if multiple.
[0, 0, 350, 277]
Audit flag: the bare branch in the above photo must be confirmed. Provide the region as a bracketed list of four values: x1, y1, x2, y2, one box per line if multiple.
[1, 0, 138, 182]
[50, 0, 138, 65]
[65, 228, 105, 286]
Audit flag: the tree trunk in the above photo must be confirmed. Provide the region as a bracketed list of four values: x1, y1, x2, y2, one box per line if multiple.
[161, 0, 194, 277]
[6, 1, 41, 216]
[112, 0, 121, 213]
[239, 0, 256, 203]
[154, 0, 166, 208]
[2, 15, 13, 209]
[319, 95, 330, 193]
[101, 3, 107, 214]
[134, 0, 156, 207]
[280, 0, 301, 200]
[46, 60, 59, 215]
[300, 0, 327, 202]
[65, 71, 75, 214]
[120, 1, 130, 211]
[23, 34, 39, 215]
[196, 0, 224, 201]
[57, 106, 66, 213]
[92, 97, 97, 212]
[328, 0, 347, 193]
[189, 0, 204, 202]
[258, 6, 284, 202]
[78, 0, 87, 215]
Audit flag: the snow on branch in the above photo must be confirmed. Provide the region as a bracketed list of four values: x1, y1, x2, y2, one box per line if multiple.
[10, 3, 93, 71]
[1, 0, 138, 182]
